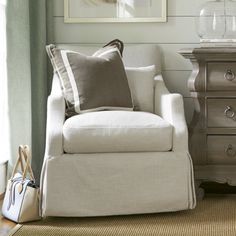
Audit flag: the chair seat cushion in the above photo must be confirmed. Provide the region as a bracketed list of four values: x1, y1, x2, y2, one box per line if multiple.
[63, 111, 173, 153]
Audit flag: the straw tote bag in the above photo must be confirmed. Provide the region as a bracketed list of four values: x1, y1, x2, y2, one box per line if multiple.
[2, 145, 41, 223]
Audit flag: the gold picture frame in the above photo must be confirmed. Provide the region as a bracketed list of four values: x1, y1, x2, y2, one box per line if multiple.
[64, 0, 167, 23]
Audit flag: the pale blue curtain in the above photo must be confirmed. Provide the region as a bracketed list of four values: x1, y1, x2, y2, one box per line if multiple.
[0, 0, 9, 166]
[6, 0, 47, 183]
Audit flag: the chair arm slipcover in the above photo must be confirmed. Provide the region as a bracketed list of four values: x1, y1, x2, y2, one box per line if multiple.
[44, 94, 65, 158]
[154, 75, 188, 152]
[44, 74, 188, 156]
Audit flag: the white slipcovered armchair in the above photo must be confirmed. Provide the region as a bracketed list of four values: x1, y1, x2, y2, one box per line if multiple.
[40, 44, 196, 217]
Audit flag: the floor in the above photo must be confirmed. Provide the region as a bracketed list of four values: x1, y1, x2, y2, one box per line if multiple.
[0, 198, 16, 236]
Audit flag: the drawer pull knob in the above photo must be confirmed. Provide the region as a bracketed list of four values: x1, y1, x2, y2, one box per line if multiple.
[224, 69, 235, 81]
[225, 144, 236, 157]
[224, 106, 235, 118]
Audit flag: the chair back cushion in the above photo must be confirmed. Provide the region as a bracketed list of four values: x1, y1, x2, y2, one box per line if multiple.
[126, 65, 155, 112]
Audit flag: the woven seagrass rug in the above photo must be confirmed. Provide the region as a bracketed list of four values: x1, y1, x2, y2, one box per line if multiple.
[10, 195, 236, 236]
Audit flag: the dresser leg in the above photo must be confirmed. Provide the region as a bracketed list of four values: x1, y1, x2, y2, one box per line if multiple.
[195, 180, 205, 200]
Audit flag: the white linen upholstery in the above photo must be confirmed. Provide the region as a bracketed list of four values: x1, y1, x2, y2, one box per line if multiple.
[123, 44, 162, 74]
[154, 75, 189, 152]
[40, 44, 196, 217]
[63, 111, 172, 153]
[126, 65, 155, 112]
[42, 152, 195, 217]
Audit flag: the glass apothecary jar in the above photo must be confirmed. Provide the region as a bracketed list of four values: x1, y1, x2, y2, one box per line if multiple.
[196, 0, 236, 45]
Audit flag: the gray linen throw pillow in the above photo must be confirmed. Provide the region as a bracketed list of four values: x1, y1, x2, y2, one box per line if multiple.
[46, 43, 133, 114]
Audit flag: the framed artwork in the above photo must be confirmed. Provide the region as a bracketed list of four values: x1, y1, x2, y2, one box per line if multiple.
[64, 0, 167, 23]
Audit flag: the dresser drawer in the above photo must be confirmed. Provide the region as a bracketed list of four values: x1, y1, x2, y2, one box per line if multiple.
[207, 99, 236, 127]
[207, 62, 236, 90]
[207, 135, 236, 164]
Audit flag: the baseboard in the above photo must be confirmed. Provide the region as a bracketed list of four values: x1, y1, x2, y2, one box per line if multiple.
[9, 224, 22, 236]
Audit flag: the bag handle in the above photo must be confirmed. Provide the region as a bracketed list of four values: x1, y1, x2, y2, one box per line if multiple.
[11, 145, 35, 182]
[11, 145, 26, 179]
[21, 145, 35, 182]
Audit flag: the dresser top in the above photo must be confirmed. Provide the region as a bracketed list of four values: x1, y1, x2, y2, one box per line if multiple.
[179, 47, 236, 59]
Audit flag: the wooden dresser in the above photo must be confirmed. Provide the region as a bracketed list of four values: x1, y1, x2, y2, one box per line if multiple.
[179, 47, 236, 188]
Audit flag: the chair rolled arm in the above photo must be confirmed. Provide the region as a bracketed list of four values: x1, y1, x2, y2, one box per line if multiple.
[44, 94, 65, 158]
[154, 75, 188, 152]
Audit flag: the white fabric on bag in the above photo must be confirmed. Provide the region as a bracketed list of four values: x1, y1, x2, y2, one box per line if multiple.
[63, 111, 172, 153]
